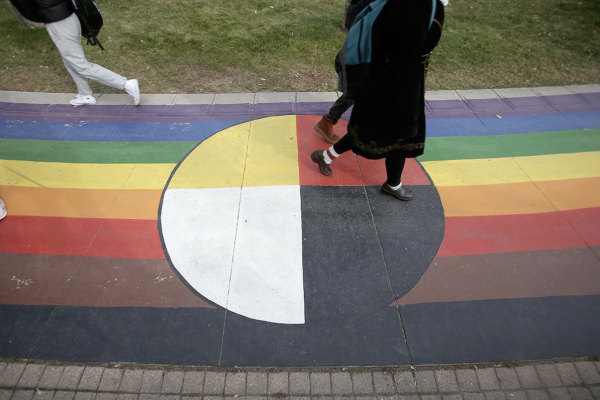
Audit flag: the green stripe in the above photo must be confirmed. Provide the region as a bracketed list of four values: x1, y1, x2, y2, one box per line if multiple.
[0, 139, 197, 164]
[420, 129, 600, 162]
[2, 129, 599, 164]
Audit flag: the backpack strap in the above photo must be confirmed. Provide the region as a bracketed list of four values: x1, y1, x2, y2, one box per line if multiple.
[429, 0, 437, 29]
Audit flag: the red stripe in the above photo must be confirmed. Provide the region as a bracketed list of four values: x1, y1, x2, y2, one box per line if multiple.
[296, 115, 431, 186]
[437, 209, 594, 257]
[561, 207, 600, 247]
[0, 216, 164, 259]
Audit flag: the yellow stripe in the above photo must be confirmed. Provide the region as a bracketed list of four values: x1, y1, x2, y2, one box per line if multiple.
[422, 151, 600, 187]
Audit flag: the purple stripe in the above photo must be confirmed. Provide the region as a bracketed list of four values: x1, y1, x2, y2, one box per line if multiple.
[0, 92, 599, 123]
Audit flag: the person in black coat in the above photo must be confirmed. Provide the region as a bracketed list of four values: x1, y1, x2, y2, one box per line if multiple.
[311, 0, 446, 201]
[8, 0, 140, 106]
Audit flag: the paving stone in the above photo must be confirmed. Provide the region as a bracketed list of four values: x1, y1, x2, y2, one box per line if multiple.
[289, 373, 310, 395]
[0, 387, 10, 399]
[35, 390, 55, 400]
[78, 367, 104, 391]
[53, 391, 76, 400]
[310, 373, 332, 395]
[483, 392, 505, 400]
[120, 371, 143, 394]
[12, 390, 34, 400]
[505, 391, 527, 400]
[547, 388, 571, 400]
[137, 395, 158, 400]
[590, 387, 600, 400]
[0, 364, 27, 387]
[57, 367, 85, 390]
[0, 364, 6, 377]
[555, 363, 583, 386]
[436, 370, 459, 393]
[514, 366, 541, 389]
[395, 372, 416, 394]
[223, 372, 244, 396]
[183, 397, 202, 400]
[182, 372, 205, 395]
[414, 371, 436, 393]
[476, 369, 499, 391]
[96, 394, 118, 400]
[17, 365, 46, 388]
[140, 371, 163, 394]
[268, 372, 288, 395]
[456, 370, 479, 392]
[115, 394, 137, 400]
[158, 395, 180, 400]
[98, 369, 124, 392]
[463, 394, 484, 400]
[421, 396, 442, 400]
[246, 373, 268, 396]
[289, 397, 310, 400]
[352, 373, 374, 394]
[74, 393, 96, 400]
[373, 372, 396, 394]
[495, 369, 520, 390]
[567, 388, 593, 400]
[246, 397, 267, 400]
[203, 372, 225, 396]
[376, 395, 398, 400]
[331, 373, 353, 395]
[525, 390, 549, 400]
[442, 395, 463, 400]
[38, 367, 65, 390]
[574, 362, 600, 385]
[535, 365, 562, 388]
[398, 396, 419, 400]
[161, 372, 184, 395]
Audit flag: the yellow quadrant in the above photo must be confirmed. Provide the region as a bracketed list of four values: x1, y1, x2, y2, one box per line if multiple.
[0, 160, 36, 186]
[515, 151, 600, 182]
[123, 163, 176, 190]
[8, 160, 135, 189]
[243, 115, 299, 187]
[422, 157, 530, 187]
[168, 123, 249, 189]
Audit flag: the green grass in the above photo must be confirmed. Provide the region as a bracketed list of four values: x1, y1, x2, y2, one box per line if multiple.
[1, 0, 599, 94]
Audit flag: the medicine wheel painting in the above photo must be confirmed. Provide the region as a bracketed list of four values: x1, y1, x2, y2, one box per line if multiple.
[159, 115, 445, 359]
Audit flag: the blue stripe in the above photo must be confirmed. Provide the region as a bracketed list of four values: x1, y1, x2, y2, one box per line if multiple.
[0, 112, 598, 141]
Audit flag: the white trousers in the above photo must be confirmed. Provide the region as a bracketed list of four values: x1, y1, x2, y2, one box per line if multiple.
[45, 13, 127, 96]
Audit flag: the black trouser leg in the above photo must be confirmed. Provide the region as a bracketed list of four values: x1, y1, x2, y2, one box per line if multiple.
[385, 155, 406, 187]
[332, 133, 354, 155]
[327, 93, 354, 121]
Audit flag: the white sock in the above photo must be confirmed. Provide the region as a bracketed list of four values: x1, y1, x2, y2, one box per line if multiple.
[323, 146, 340, 165]
[323, 150, 332, 164]
[388, 182, 402, 190]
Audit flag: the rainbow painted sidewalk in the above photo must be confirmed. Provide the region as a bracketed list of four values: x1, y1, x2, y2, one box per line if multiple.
[0, 85, 599, 366]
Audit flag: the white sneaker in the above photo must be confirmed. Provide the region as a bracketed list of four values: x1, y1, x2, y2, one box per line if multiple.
[125, 79, 140, 105]
[69, 94, 96, 107]
[0, 199, 7, 220]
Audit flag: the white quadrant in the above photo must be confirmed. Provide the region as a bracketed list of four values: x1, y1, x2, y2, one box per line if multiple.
[229, 185, 304, 324]
[161, 187, 240, 307]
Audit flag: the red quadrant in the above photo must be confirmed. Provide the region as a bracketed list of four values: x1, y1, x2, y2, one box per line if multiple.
[0, 216, 165, 259]
[296, 115, 430, 186]
[438, 210, 592, 257]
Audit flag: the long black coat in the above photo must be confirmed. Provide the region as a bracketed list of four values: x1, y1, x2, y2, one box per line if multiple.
[346, 0, 445, 160]
[9, 0, 73, 24]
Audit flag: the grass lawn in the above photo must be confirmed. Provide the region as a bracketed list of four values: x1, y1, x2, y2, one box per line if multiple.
[1, 0, 599, 94]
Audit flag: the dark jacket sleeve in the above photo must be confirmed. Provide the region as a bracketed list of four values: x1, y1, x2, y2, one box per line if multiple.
[9, 0, 73, 23]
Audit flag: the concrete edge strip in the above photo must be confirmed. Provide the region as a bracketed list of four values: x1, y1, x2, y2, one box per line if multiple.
[0, 84, 599, 106]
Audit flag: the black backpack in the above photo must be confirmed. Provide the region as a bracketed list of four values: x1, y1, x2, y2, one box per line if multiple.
[71, 0, 104, 50]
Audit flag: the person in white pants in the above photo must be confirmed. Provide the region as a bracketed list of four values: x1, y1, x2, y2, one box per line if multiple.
[9, 0, 140, 107]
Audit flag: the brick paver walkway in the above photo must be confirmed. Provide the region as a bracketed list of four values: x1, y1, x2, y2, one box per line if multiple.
[1, 359, 600, 400]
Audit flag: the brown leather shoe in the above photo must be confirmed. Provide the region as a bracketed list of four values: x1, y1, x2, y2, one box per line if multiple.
[310, 150, 332, 176]
[381, 183, 414, 201]
[314, 117, 341, 144]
